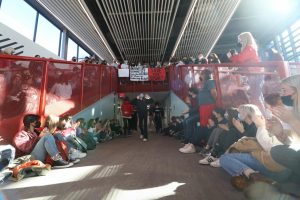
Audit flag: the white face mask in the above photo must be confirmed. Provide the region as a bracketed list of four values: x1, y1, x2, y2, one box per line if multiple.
[284, 105, 293, 110]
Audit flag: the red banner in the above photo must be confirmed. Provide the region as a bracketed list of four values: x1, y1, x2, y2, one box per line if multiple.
[148, 68, 166, 81]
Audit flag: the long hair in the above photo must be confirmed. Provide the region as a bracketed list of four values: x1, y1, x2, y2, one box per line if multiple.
[281, 74, 300, 119]
[238, 32, 258, 52]
[45, 115, 60, 133]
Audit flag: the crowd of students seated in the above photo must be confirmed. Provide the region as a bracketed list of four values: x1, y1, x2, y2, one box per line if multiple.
[164, 32, 300, 198]
[0, 114, 122, 181]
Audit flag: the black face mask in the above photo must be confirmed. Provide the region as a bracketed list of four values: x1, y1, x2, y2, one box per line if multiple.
[281, 95, 294, 107]
[35, 121, 41, 128]
[237, 42, 242, 48]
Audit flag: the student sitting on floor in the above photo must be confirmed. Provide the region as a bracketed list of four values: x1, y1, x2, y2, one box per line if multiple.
[13, 114, 73, 168]
[199, 108, 227, 156]
[199, 105, 258, 167]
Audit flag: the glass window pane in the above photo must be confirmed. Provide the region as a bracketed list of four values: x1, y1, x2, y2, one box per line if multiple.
[291, 19, 300, 31]
[78, 47, 90, 62]
[282, 30, 289, 38]
[283, 36, 290, 43]
[292, 28, 300, 37]
[295, 40, 300, 48]
[67, 38, 78, 61]
[293, 34, 300, 43]
[283, 42, 291, 48]
[35, 15, 60, 55]
[0, 0, 37, 40]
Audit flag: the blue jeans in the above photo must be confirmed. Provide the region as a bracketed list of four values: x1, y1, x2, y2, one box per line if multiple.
[183, 114, 200, 144]
[31, 134, 59, 162]
[220, 153, 291, 182]
[54, 133, 74, 150]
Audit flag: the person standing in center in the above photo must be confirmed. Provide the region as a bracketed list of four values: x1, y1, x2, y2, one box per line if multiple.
[121, 96, 134, 137]
[137, 93, 149, 141]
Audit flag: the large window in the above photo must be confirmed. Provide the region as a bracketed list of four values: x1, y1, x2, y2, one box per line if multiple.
[78, 47, 90, 61]
[274, 19, 300, 61]
[35, 15, 61, 55]
[67, 38, 78, 61]
[0, 0, 95, 60]
[0, 0, 37, 40]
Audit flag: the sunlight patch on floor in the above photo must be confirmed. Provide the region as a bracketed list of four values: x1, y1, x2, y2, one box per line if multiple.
[20, 196, 56, 200]
[102, 182, 186, 200]
[1, 165, 102, 190]
[92, 164, 123, 179]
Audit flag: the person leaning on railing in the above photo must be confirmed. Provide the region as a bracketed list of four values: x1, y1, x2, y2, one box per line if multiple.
[227, 32, 265, 114]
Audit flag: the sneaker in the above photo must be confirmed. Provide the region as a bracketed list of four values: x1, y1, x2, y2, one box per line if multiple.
[210, 159, 220, 167]
[180, 144, 196, 153]
[140, 135, 144, 139]
[143, 138, 148, 142]
[70, 149, 87, 159]
[52, 159, 74, 169]
[199, 155, 216, 165]
[179, 144, 190, 152]
[69, 158, 80, 164]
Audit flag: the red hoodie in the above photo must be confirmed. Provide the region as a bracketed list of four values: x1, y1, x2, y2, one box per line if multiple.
[121, 101, 133, 118]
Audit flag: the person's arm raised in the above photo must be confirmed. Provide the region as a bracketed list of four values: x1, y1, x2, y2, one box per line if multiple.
[271, 106, 300, 136]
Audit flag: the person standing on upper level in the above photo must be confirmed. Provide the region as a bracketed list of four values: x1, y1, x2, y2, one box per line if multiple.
[227, 32, 265, 114]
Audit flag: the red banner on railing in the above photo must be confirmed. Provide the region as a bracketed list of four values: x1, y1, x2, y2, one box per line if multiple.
[148, 68, 166, 81]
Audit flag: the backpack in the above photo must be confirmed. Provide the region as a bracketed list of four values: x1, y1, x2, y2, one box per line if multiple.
[79, 133, 96, 150]
[45, 139, 69, 166]
[69, 136, 88, 153]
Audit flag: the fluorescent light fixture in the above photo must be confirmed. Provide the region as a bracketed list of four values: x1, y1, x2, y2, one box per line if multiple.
[171, 0, 198, 57]
[36, 0, 105, 60]
[206, 0, 241, 57]
[77, 0, 117, 60]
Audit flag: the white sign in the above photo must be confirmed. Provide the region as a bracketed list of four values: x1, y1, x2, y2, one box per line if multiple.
[118, 69, 129, 77]
[130, 66, 148, 81]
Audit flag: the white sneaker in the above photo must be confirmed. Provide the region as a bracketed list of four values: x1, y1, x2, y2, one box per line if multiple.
[70, 149, 87, 159]
[210, 159, 220, 167]
[178, 144, 189, 152]
[143, 138, 148, 142]
[180, 144, 195, 153]
[199, 155, 216, 165]
[140, 135, 144, 139]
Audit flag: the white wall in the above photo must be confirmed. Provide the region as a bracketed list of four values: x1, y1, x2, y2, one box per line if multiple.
[0, 23, 61, 59]
[164, 92, 189, 118]
[73, 93, 116, 122]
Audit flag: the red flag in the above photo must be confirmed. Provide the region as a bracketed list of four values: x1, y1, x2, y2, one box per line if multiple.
[148, 68, 166, 81]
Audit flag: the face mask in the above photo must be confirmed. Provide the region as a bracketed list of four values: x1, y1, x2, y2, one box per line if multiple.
[264, 109, 273, 120]
[238, 113, 245, 121]
[281, 95, 294, 107]
[237, 42, 242, 48]
[35, 121, 41, 128]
